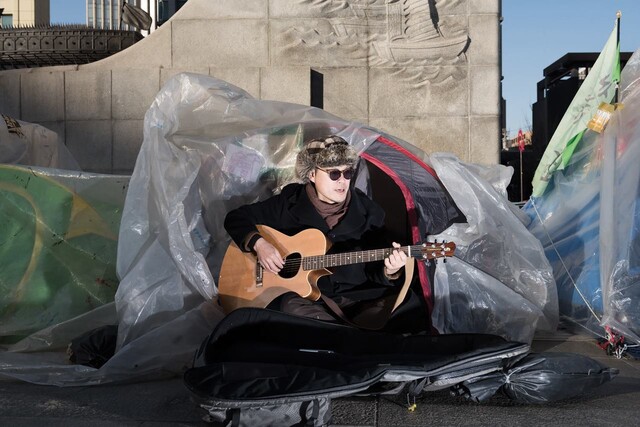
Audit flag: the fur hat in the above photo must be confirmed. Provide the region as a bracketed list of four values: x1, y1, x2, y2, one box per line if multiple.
[296, 135, 358, 183]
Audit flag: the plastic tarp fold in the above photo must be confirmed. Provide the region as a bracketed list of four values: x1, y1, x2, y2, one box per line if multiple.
[1, 73, 556, 385]
[430, 155, 558, 343]
[0, 115, 79, 170]
[600, 48, 640, 344]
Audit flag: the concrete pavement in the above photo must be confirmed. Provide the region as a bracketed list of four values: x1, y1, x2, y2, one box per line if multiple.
[1, 331, 638, 426]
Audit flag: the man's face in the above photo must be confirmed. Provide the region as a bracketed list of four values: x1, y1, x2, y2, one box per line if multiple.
[309, 165, 353, 204]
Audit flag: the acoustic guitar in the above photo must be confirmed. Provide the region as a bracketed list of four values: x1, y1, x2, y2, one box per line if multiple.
[217, 225, 455, 313]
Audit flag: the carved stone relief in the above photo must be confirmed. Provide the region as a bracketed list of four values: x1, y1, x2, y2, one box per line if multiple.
[282, 0, 470, 86]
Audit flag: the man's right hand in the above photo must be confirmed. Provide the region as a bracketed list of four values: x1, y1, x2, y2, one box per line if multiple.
[253, 238, 285, 274]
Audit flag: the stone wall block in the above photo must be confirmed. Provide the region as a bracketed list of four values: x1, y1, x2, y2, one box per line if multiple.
[369, 116, 469, 161]
[65, 70, 111, 120]
[369, 68, 428, 118]
[369, 67, 468, 118]
[113, 119, 144, 174]
[173, 20, 269, 68]
[269, 0, 382, 18]
[426, 66, 468, 115]
[468, 14, 499, 66]
[175, 0, 267, 19]
[470, 66, 500, 116]
[273, 0, 468, 18]
[0, 72, 21, 118]
[83, 27, 172, 70]
[21, 71, 64, 122]
[210, 67, 261, 99]
[160, 68, 210, 88]
[66, 120, 112, 172]
[270, 20, 369, 67]
[435, 0, 468, 15]
[317, 67, 368, 121]
[260, 67, 310, 105]
[112, 69, 160, 120]
[470, 0, 501, 14]
[470, 116, 500, 165]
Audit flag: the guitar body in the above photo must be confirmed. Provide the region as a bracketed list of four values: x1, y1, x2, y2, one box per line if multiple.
[218, 225, 456, 315]
[218, 225, 331, 313]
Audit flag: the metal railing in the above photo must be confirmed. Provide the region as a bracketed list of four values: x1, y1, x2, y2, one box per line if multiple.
[0, 25, 143, 69]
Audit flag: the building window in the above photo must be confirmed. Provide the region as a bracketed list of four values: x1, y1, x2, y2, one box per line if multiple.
[112, 2, 119, 28]
[88, 3, 94, 26]
[96, 4, 103, 29]
[1, 14, 13, 27]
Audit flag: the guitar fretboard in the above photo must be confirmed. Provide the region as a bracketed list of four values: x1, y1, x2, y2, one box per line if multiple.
[302, 245, 436, 270]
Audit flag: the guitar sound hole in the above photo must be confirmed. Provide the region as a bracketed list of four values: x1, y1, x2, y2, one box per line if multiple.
[279, 253, 302, 279]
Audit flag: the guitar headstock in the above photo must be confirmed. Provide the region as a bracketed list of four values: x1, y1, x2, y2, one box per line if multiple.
[420, 241, 456, 260]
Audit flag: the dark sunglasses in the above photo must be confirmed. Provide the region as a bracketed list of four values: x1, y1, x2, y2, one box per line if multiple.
[317, 167, 355, 181]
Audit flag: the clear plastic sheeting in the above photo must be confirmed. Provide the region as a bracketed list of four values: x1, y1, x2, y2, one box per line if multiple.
[114, 74, 365, 349]
[524, 48, 640, 345]
[0, 301, 223, 386]
[0, 115, 80, 170]
[430, 154, 558, 343]
[600, 48, 640, 345]
[1, 73, 556, 385]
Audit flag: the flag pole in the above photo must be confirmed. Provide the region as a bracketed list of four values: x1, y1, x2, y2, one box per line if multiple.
[519, 147, 523, 201]
[599, 11, 621, 336]
[615, 10, 621, 103]
[517, 129, 525, 201]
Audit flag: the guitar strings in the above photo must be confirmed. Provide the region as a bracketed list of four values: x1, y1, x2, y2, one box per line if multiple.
[270, 244, 448, 273]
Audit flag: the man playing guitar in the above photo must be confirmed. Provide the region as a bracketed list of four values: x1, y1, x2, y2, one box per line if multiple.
[223, 135, 411, 324]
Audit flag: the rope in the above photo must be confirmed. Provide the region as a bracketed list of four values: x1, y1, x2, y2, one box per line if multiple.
[530, 198, 602, 323]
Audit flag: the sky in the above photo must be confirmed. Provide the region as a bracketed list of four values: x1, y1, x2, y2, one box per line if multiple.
[502, 0, 640, 137]
[50, 1, 640, 138]
[50, 0, 85, 24]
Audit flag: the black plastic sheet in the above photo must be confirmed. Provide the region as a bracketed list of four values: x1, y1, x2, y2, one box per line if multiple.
[454, 352, 618, 404]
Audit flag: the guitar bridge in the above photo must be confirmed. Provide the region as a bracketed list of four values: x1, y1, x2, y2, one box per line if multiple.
[255, 261, 263, 287]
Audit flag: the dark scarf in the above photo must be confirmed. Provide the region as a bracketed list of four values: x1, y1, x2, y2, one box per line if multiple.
[306, 183, 351, 229]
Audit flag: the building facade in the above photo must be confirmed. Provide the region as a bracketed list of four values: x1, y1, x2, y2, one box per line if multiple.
[0, 0, 50, 27]
[87, 0, 140, 31]
[0, 0, 501, 174]
[87, 0, 188, 35]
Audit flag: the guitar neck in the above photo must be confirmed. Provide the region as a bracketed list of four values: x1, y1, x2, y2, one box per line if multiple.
[302, 245, 426, 270]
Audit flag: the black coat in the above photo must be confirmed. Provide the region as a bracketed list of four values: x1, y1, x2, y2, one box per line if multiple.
[224, 183, 398, 300]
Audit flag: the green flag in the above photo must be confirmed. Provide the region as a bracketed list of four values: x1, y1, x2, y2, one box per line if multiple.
[531, 19, 620, 197]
